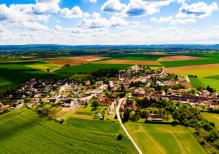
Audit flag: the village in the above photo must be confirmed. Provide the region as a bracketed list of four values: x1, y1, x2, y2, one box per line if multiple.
[1, 65, 219, 122]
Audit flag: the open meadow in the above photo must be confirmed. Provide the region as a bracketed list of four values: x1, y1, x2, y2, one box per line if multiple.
[125, 122, 206, 154]
[0, 108, 137, 154]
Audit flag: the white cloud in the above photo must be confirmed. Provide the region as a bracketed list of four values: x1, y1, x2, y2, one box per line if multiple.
[53, 25, 62, 31]
[61, 6, 84, 18]
[34, 0, 60, 14]
[151, 2, 218, 25]
[126, 0, 175, 16]
[180, 2, 218, 18]
[0, 4, 48, 30]
[101, 0, 126, 13]
[80, 16, 110, 29]
[110, 16, 128, 27]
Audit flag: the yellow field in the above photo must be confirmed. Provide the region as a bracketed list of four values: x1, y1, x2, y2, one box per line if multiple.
[165, 64, 219, 77]
[26, 63, 61, 72]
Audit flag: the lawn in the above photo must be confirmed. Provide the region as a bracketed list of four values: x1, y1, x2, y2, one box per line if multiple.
[201, 112, 219, 130]
[0, 108, 137, 154]
[161, 59, 219, 67]
[125, 122, 206, 154]
[56, 63, 131, 74]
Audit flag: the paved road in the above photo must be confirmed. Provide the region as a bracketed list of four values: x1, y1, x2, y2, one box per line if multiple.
[116, 98, 143, 154]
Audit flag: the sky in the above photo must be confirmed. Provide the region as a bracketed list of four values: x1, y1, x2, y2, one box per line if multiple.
[0, 0, 219, 45]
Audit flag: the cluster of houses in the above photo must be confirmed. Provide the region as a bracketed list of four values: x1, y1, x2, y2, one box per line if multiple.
[1, 65, 219, 118]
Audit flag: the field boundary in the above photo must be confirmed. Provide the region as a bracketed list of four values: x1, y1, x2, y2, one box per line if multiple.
[116, 98, 143, 154]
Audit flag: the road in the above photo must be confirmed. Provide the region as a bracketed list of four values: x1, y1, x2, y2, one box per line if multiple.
[116, 98, 143, 154]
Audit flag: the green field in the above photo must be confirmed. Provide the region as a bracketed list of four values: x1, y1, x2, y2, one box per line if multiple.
[106, 54, 166, 61]
[56, 63, 131, 74]
[161, 59, 219, 67]
[125, 122, 206, 154]
[0, 61, 67, 94]
[0, 108, 137, 154]
[189, 77, 203, 88]
[201, 112, 219, 130]
[0, 62, 47, 94]
[198, 78, 219, 92]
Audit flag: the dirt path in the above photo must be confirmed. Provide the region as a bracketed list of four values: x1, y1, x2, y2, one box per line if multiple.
[116, 98, 143, 154]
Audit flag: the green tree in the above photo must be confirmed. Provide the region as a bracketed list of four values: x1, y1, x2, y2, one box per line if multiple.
[172, 110, 180, 121]
[122, 108, 130, 123]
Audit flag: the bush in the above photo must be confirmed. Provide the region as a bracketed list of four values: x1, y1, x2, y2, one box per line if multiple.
[117, 134, 123, 141]
[213, 139, 219, 149]
[203, 123, 214, 132]
[198, 138, 205, 145]
[91, 100, 99, 107]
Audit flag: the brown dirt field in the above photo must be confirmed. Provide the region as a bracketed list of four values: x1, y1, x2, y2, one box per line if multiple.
[96, 59, 161, 65]
[40, 56, 105, 66]
[158, 55, 203, 61]
[166, 64, 219, 71]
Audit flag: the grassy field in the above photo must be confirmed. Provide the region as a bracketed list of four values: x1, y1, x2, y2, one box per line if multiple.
[56, 63, 131, 74]
[199, 78, 219, 92]
[125, 122, 206, 154]
[0, 62, 47, 94]
[189, 77, 203, 88]
[161, 59, 219, 67]
[201, 112, 219, 130]
[0, 108, 137, 154]
[0, 61, 68, 94]
[25, 63, 60, 72]
[106, 54, 166, 61]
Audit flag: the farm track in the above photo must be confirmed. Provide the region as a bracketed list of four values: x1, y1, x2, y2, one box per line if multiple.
[116, 98, 143, 154]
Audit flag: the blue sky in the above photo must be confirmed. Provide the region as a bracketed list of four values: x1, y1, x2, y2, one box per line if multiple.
[0, 0, 218, 45]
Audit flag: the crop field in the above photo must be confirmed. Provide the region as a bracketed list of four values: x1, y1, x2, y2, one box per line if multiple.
[158, 55, 204, 61]
[201, 112, 219, 130]
[26, 63, 60, 72]
[0, 108, 137, 154]
[0, 62, 48, 94]
[41, 56, 105, 66]
[189, 77, 203, 88]
[125, 122, 206, 154]
[165, 64, 219, 78]
[96, 59, 161, 66]
[56, 63, 131, 74]
[160, 59, 219, 67]
[107, 54, 166, 61]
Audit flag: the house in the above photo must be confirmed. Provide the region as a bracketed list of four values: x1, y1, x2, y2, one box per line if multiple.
[98, 95, 109, 106]
[0, 103, 3, 109]
[146, 114, 163, 122]
[61, 99, 72, 107]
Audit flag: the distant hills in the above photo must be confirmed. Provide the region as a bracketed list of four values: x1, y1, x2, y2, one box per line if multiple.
[0, 44, 219, 52]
